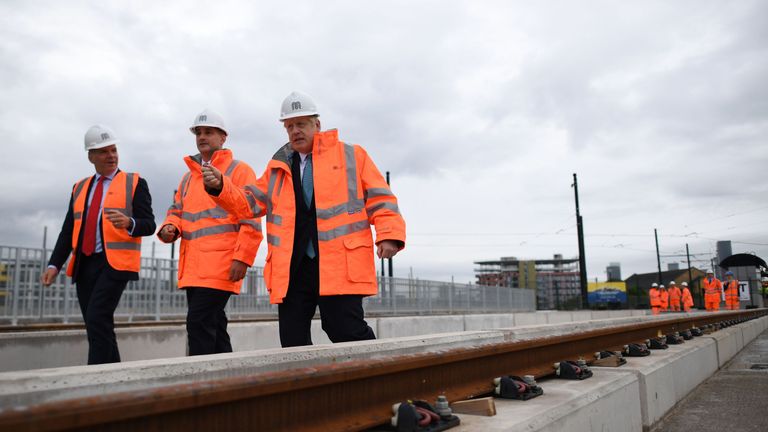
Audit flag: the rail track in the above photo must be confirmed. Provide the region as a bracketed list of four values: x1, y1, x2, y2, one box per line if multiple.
[0, 309, 765, 431]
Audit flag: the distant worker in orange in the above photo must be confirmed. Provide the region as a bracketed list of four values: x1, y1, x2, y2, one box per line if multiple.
[659, 284, 669, 313]
[681, 282, 694, 312]
[723, 271, 739, 310]
[158, 110, 261, 356]
[649, 283, 662, 315]
[702, 269, 723, 311]
[668, 281, 682, 312]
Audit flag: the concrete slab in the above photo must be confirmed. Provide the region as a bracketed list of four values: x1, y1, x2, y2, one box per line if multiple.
[375, 315, 465, 338]
[570, 310, 592, 322]
[546, 311, 574, 324]
[0, 330, 507, 407]
[593, 335, 719, 428]
[513, 312, 550, 326]
[454, 370, 641, 432]
[463, 314, 515, 331]
[703, 325, 745, 368]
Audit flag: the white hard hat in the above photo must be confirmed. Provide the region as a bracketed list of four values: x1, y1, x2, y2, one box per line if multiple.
[279, 91, 319, 121]
[651, 283, 658, 287]
[762, 277, 768, 282]
[190, 109, 228, 135]
[705, 269, 714, 273]
[84, 124, 120, 151]
[681, 282, 688, 286]
[669, 281, 676, 285]
[660, 284, 665, 288]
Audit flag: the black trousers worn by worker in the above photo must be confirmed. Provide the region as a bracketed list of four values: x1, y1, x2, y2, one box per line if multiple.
[278, 255, 376, 347]
[185, 287, 233, 355]
[75, 252, 128, 365]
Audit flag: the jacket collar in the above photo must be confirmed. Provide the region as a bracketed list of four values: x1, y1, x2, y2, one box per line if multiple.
[185, 148, 233, 172]
[271, 129, 340, 169]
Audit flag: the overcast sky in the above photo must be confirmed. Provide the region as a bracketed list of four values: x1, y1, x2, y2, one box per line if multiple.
[1, 0, 766, 284]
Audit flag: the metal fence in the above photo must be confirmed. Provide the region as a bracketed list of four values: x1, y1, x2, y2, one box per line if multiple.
[0, 245, 535, 324]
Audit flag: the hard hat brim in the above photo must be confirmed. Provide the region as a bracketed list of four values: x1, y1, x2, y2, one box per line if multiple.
[189, 125, 228, 135]
[278, 111, 320, 122]
[85, 139, 120, 151]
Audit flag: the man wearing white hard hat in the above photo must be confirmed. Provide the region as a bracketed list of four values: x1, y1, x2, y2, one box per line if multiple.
[157, 110, 261, 356]
[42, 125, 156, 364]
[681, 282, 694, 312]
[702, 269, 723, 311]
[203, 92, 406, 347]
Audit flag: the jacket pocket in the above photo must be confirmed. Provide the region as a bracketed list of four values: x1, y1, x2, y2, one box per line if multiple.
[196, 247, 235, 280]
[343, 236, 375, 283]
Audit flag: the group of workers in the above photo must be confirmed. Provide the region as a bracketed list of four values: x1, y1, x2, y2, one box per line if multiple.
[649, 269, 742, 315]
[41, 91, 406, 364]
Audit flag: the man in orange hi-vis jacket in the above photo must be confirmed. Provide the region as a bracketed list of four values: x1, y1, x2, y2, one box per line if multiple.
[702, 269, 723, 311]
[649, 283, 662, 315]
[659, 284, 669, 313]
[158, 110, 261, 356]
[681, 282, 694, 312]
[723, 271, 740, 310]
[668, 281, 682, 312]
[203, 91, 406, 347]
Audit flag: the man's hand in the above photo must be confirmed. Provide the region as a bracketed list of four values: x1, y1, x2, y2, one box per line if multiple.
[377, 240, 400, 259]
[158, 224, 179, 243]
[105, 209, 132, 231]
[229, 259, 249, 282]
[202, 165, 223, 191]
[41, 267, 58, 286]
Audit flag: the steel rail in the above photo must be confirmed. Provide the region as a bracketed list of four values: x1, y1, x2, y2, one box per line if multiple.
[0, 309, 764, 432]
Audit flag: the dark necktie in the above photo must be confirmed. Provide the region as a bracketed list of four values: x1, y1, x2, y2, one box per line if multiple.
[81, 176, 106, 256]
[302, 155, 316, 258]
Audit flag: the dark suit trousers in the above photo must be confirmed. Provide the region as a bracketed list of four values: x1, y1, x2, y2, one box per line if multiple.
[75, 252, 127, 365]
[278, 256, 376, 347]
[185, 287, 233, 355]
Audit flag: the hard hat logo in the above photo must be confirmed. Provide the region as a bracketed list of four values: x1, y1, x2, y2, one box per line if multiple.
[291, 101, 302, 111]
[100, 133, 110, 141]
[198, 115, 207, 122]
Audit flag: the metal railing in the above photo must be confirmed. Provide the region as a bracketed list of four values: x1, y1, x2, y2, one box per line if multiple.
[0, 245, 535, 324]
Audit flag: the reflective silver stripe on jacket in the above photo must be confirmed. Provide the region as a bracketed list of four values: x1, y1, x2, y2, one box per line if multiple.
[239, 219, 262, 230]
[364, 188, 393, 200]
[225, 160, 240, 177]
[267, 234, 280, 246]
[365, 201, 400, 215]
[317, 220, 370, 242]
[124, 173, 135, 217]
[106, 242, 141, 251]
[180, 207, 229, 222]
[314, 144, 364, 219]
[180, 172, 192, 199]
[265, 168, 281, 225]
[181, 224, 240, 240]
[71, 179, 89, 220]
[72, 179, 88, 203]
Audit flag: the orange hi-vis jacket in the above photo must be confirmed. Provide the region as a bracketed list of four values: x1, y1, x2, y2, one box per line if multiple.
[162, 149, 261, 294]
[682, 287, 694, 309]
[702, 277, 723, 298]
[668, 286, 681, 304]
[67, 171, 141, 276]
[724, 279, 739, 303]
[649, 288, 662, 307]
[660, 289, 669, 309]
[212, 129, 406, 304]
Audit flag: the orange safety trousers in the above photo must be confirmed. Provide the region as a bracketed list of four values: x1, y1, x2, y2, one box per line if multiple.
[705, 295, 720, 311]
